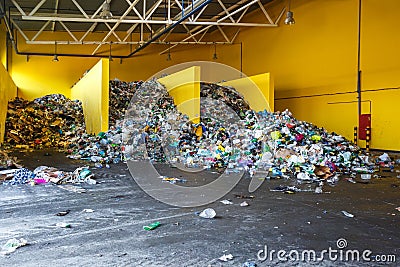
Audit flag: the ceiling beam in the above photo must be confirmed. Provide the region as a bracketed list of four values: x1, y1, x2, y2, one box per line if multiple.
[92, 0, 142, 55]
[10, 0, 26, 16]
[28, 0, 47, 16]
[19, 15, 276, 27]
[71, 0, 89, 19]
[51, 0, 59, 31]
[26, 40, 230, 45]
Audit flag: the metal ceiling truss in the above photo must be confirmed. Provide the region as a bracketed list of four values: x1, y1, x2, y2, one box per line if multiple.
[3, 0, 283, 57]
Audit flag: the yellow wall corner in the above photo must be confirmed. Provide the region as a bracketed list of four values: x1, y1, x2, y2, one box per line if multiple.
[158, 66, 201, 123]
[0, 63, 17, 143]
[71, 58, 109, 134]
[222, 73, 274, 112]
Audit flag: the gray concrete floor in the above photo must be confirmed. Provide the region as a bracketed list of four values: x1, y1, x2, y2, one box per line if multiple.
[0, 149, 399, 266]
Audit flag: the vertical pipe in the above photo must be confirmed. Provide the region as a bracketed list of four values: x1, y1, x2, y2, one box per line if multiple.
[240, 42, 243, 77]
[141, 0, 146, 43]
[357, 0, 362, 116]
[365, 127, 370, 152]
[6, 2, 10, 71]
[353, 126, 358, 145]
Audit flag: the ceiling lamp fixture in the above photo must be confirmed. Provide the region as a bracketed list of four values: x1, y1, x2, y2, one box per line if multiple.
[213, 43, 218, 60]
[52, 42, 59, 62]
[100, 0, 113, 19]
[284, 0, 295, 25]
[166, 43, 172, 61]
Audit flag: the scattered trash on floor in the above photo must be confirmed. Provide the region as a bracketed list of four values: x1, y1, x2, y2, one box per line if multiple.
[341, 210, 354, 218]
[160, 176, 187, 184]
[2, 168, 35, 185]
[0, 169, 19, 182]
[360, 174, 371, 180]
[345, 178, 357, 184]
[56, 210, 70, 216]
[199, 208, 216, 219]
[234, 194, 255, 199]
[83, 209, 94, 213]
[240, 201, 249, 207]
[270, 186, 303, 194]
[2, 165, 97, 187]
[56, 222, 71, 228]
[314, 182, 324, 194]
[1, 238, 28, 256]
[220, 200, 233, 205]
[218, 253, 233, 262]
[243, 261, 257, 267]
[143, 221, 161, 231]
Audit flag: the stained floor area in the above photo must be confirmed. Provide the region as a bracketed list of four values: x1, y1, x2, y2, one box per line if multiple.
[0, 149, 399, 266]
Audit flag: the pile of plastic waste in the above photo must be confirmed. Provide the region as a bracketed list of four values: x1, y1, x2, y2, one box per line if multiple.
[3, 79, 381, 186]
[64, 80, 140, 165]
[122, 79, 375, 187]
[109, 79, 142, 127]
[5, 94, 85, 148]
[66, 126, 124, 166]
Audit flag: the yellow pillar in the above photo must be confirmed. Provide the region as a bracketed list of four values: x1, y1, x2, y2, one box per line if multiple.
[222, 73, 274, 112]
[0, 63, 17, 143]
[158, 66, 201, 123]
[71, 59, 109, 134]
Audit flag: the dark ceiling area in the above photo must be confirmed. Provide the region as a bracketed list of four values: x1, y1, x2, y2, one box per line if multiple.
[1, 0, 285, 57]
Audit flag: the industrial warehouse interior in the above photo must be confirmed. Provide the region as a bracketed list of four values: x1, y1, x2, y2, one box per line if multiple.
[0, 0, 399, 266]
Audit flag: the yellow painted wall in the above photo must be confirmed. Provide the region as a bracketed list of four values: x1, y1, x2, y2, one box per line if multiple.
[217, 0, 400, 151]
[0, 62, 17, 143]
[109, 44, 217, 81]
[276, 88, 359, 144]
[71, 59, 109, 134]
[158, 66, 201, 123]
[0, 24, 17, 143]
[222, 73, 274, 112]
[8, 30, 220, 99]
[0, 24, 7, 69]
[10, 54, 100, 100]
